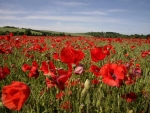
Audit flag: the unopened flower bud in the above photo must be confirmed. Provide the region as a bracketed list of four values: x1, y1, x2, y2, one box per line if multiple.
[74, 64, 84, 75]
[128, 110, 133, 113]
[81, 88, 87, 97]
[0, 102, 4, 108]
[96, 100, 101, 108]
[84, 79, 90, 90]
[132, 67, 142, 77]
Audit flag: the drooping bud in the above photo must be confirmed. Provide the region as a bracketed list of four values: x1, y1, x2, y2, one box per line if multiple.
[132, 67, 142, 78]
[74, 64, 84, 75]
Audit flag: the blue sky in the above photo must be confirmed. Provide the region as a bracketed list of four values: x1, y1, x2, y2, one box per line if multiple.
[0, 0, 150, 35]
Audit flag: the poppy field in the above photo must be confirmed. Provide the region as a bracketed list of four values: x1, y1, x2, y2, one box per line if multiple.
[0, 34, 150, 113]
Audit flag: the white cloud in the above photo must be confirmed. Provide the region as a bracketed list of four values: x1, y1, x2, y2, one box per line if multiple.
[0, 9, 27, 14]
[72, 11, 107, 15]
[25, 15, 128, 24]
[107, 9, 126, 13]
[56, 22, 61, 24]
[0, 14, 126, 24]
[58, 2, 88, 6]
[0, 16, 20, 20]
[24, 15, 96, 22]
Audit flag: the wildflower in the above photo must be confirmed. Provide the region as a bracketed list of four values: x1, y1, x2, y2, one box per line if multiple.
[89, 65, 101, 77]
[0, 66, 10, 81]
[91, 79, 101, 85]
[90, 47, 106, 62]
[40, 61, 56, 77]
[121, 92, 137, 102]
[74, 64, 84, 75]
[1, 81, 30, 110]
[132, 67, 142, 78]
[53, 53, 59, 60]
[41, 61, 72, 90]
[22, 61, 39, 79]
[100, 63, 127, 87]
[60, 47, 85, 70]
[60, 101, 72, 111]
[56, 91, 64, 100]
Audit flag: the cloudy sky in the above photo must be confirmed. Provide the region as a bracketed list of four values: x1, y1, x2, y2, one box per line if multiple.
[0, 0, 150, 35]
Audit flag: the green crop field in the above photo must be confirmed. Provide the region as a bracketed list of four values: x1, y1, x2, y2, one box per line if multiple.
[0, 27, 42, 35]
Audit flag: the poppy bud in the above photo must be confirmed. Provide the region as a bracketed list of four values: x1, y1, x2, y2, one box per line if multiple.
[127, 110, 133, 113]
[96, 100, 101, 108]
[84, 79, 90, 90]
[79, 104, 85, 113]
[124, 63, 130, 69]
[74, 64, 84, 75]
[132, 67, 142, 77]
[81, 88, 87, 97]
[81, 79, 91, 98]
[0, 102, 4, 108]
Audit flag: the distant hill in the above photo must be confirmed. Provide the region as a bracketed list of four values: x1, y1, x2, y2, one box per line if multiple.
[0, 26, 92, 37]
[0, 26, 149, 38]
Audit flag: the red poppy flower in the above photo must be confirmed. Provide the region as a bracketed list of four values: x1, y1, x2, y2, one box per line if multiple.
[89, 65, 101, 77]
[90, 47, 106, 62]
[0, 36, 3, 40]
[100, 63, 127, 87]
[32, 44, 42, 51]
[121, 92, 137, 102]
[46, 69, 70, 90]
[0, 66, 10, 81]
[131, 45, 136, 50]
[22, 61, 39, 79]
[22, 64, 31, 72]
[70, 79, 80, 86]
[103, 44, 113, 55]
[46, 77, 56, 88]
[40, 61, 56, 77]
[60, 47, 85, 66]
[60, 101, 72, 111]
[9, 32, 14, 37]
[91, 79, 100, 85]
[41, 60, 71, 90]
[4, 35, 10, 41]
[53, 53, 59, 60]
[56, 91, 64, 100]
[22, 35, 26, 38]
[1, 81, 30, 110]
[55, 69, 71, 90]
[124, 75, 136, 85]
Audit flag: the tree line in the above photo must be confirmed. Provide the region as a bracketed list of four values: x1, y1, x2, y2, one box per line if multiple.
[86, 32, 150, 39]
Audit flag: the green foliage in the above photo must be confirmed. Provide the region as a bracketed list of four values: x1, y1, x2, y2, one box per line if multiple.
[86, 32, 149, 39]
[25, 29, 32, 36]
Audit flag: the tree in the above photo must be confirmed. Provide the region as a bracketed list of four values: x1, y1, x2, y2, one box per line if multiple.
[25, 29, 32, 36]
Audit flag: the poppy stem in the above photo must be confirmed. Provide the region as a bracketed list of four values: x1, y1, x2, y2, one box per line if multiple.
[117, 94, 120, 112]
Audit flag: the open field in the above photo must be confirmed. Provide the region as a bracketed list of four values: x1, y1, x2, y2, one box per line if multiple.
[0, 34, 150, 113]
